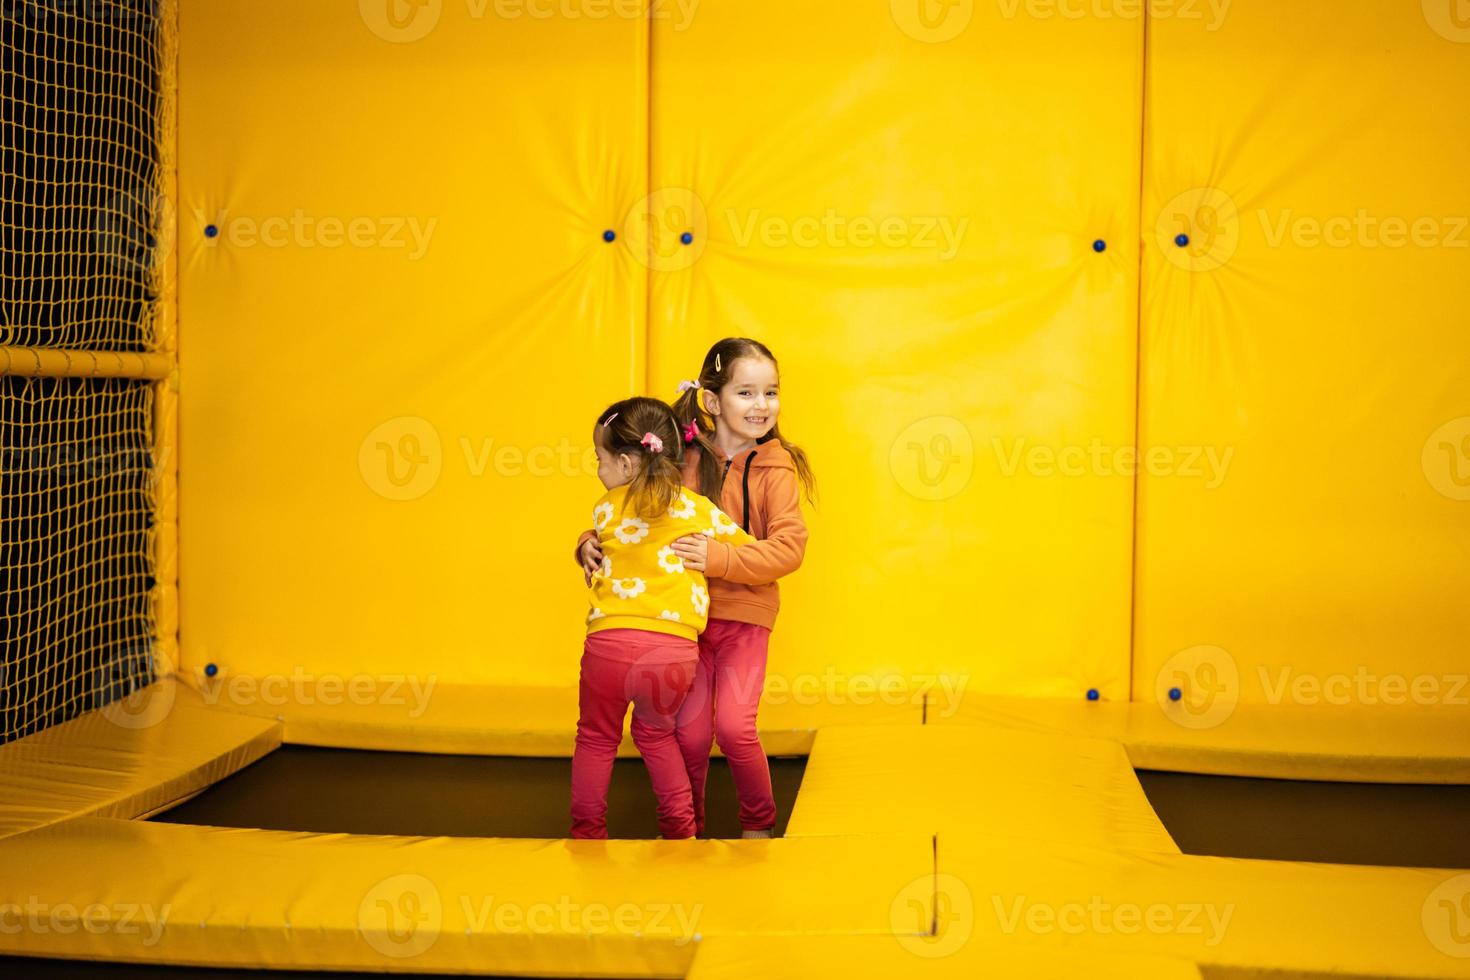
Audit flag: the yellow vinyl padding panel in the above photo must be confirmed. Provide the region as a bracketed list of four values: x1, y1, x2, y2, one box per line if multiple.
[173, 672, 920, 757]
[177, 1, 647, 687]
[0, 816, 931, 975]
[1134, 3, 1470, 704]
[0, 677, 279, 839]
[648, 2, 1143, 698]
[785, 723, 1178, 854]
[686, 935, 1203, 980]
[938, 834, 1470, 979]
[934, 694, 1470, 783]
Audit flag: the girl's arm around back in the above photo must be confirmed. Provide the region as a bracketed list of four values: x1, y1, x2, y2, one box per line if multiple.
[705, 468, 807, 586]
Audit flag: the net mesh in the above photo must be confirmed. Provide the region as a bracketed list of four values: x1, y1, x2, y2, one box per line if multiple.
[2, 0, 169, 745]
[1, 0, 165, 350]
[2, 376, 157, 743]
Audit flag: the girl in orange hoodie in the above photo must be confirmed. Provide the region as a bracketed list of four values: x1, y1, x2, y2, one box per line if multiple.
[579, 338, 813, 838]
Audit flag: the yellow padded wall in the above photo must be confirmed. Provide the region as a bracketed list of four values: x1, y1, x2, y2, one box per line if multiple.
[1135, 3, 1470, 707]
[179, 1, 647, 685]
[649, 3, 1143, 697]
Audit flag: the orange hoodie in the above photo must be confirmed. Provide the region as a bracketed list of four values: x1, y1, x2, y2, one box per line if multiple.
[576, 436, 807, 630]
[677, 436, 807, 630]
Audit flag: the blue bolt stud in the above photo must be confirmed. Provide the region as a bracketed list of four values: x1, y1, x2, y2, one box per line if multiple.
[204, 663, 219, 678]
[1174, 233, 1190, 248]
[204, 224, 219, 239]
[602, 230, 616, 243]
[1168, 686, 1183, 701]
[1086, 688, 1100, 701]
[1092, 239, 1106, 253]
[680, 231, 694, 245]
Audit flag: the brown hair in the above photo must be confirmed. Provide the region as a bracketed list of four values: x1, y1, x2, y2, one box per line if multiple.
[596, 396, 685, 518]
[670, 337, 816, 505]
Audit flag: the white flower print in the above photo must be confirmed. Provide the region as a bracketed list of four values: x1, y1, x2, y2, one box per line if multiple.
[709, 508, 740, 537]
[656, 546, 685, 574]
[586, 607, 605, 623]
[593, 501, 614, 531]
[611, 577, 646, 599]
[659, 610, 681, 622]
[691, 583, 709, 616]
[614, 517, 650, 544]
[668, 493, 696, 520]
[597, 557, 612, 579]
[699, 527, 716, 538]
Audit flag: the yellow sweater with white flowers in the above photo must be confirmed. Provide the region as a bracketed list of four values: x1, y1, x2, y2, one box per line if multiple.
[586, 484, 756, 641]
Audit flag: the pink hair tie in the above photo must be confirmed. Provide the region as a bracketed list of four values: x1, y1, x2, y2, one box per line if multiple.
[676, 379, 701, 393]
[641, 432, 664, 454]
[681, 420, 699, 444]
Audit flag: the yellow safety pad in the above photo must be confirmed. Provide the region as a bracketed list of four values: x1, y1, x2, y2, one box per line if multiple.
[686, 935, 1202, 980]
[935, 693, 1470, 783]
[175, 671, 919, 757]
[786, 724, 1177, 855]
[0, 677, 279, 840]
[1135, 3, 1470, 703]
[0, 816, 931, 976]
[936, 834, 1470, 979]
[644, 3, 1143, 699]
[177, 2, 647, 690]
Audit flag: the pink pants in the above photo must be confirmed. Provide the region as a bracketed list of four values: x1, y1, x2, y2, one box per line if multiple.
[570, 630, 697, 840]
[675, 618, 776, 834]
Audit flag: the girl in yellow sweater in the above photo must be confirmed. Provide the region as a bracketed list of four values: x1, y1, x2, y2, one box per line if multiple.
[571, 397, 753, 839]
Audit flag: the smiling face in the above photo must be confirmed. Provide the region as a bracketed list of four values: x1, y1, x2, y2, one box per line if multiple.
[703, 356, 780, 444]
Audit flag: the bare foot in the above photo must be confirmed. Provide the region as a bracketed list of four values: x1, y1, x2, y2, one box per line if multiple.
[741, 829, 773, 840]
